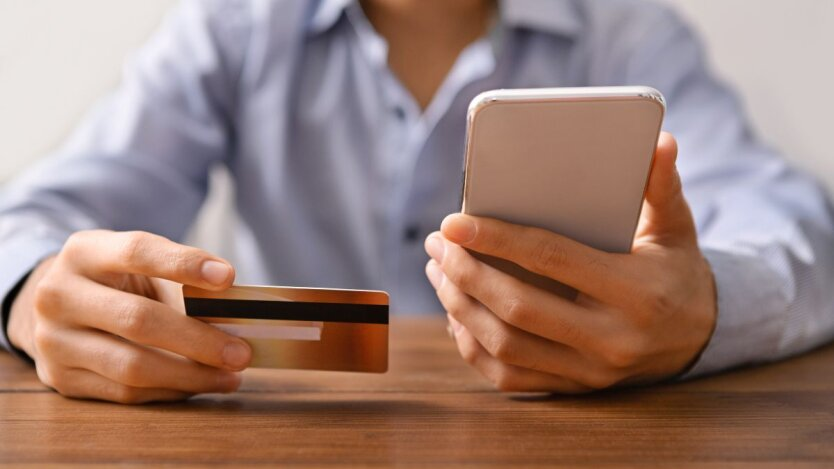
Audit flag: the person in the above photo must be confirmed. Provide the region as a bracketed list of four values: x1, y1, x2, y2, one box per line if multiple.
[1, 0, 833, 404]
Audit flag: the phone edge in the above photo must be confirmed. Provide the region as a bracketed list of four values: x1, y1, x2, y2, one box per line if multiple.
[460, 86, 667, 254]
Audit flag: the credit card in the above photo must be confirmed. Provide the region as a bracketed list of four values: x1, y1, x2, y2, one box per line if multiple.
[183, 285, 389, 373]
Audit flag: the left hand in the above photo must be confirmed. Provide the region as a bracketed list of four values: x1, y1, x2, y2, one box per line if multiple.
[424, 132, 717, 393]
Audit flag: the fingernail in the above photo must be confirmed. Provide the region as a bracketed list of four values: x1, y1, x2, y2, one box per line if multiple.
[441, 215, 476, 244]
[425, 260, 445, 290]
[223, 340, 251, 369]
[202, 260, 231, 286]
[424, 234, 446, 262]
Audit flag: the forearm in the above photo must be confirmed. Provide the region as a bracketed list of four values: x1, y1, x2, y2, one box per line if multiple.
[0, 0, 246, 357]
[684, 221, 834, 377]
[613, 3, 834, 377]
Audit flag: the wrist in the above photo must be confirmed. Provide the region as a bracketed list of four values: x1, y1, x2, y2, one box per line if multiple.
[7, 257, 56, 358]
[680, 248, 788, 379]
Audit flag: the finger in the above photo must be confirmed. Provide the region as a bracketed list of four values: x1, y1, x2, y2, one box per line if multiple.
[636, 132, 697, 246]
[64, 230, 234, 290]
[431, 264, 604, 384]
[449, 317, 591, 394]
[438, 213, 631, 303]
[50, 327, 242, 394]
[426, 252, 598, 350]
[46, 368, 192, 404]
[40, 277, 251, 370]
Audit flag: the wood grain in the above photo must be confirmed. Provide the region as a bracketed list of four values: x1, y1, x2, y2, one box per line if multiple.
[1, 316, 833, 467]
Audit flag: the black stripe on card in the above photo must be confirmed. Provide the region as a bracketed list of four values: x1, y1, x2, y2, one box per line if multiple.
[184, 298, 389, 324]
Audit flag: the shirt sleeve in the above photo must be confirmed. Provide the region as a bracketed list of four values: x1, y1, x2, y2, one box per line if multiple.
[598, 6, 834, 376]
[0, 0, 251, 356]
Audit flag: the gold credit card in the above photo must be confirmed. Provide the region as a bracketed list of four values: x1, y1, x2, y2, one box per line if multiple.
[183, 285, 389, 373]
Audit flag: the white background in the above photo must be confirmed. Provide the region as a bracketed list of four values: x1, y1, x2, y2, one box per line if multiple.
[1, 0, 833, 241]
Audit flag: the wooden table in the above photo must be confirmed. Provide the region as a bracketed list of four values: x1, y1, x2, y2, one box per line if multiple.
[1, 317, 833, 467]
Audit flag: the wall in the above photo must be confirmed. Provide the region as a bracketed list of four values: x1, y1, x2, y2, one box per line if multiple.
[656, 0, 834, 181]
[0, 0, 177, 181]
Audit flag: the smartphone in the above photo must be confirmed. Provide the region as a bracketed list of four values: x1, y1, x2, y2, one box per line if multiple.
[461, 86, 666, 299]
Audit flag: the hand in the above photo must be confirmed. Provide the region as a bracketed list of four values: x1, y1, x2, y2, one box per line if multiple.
[7, 230, 252, 403]
[424, 133, 716, 392]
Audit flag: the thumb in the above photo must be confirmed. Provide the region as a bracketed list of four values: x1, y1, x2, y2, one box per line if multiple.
[635, 132, 697, 246]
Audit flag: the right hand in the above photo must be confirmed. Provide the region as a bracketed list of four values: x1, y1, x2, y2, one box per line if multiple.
[6, 230, 252, 404]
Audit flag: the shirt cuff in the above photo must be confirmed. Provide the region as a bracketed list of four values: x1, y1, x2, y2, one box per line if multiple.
[680, 248, 790, 379]
[0, 236, 64, 360]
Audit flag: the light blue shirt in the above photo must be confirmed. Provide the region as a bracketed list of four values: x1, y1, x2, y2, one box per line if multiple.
[2, 0, 834, 377]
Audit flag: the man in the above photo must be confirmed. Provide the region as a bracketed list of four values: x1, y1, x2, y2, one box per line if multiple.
[2, 0, 833, 403]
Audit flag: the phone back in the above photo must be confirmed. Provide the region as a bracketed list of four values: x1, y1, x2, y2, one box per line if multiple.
[462, 87, 665, 297]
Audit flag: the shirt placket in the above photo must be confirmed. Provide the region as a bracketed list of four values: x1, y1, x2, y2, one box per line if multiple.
[346, 6, 497, 308]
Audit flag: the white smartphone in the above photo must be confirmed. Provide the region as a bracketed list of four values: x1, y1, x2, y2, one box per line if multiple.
[461, 86, 666, 299]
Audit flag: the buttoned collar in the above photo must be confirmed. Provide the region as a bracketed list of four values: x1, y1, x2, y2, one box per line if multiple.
[306, 0, 583, 39]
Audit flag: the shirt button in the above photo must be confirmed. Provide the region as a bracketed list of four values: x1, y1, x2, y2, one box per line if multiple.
[393, 106, 407, 121]
[403, 225, 420, 243]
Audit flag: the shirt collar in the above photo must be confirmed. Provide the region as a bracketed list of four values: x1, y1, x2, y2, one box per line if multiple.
[499, 0, 582, 37]
[307, 0, 583, 39]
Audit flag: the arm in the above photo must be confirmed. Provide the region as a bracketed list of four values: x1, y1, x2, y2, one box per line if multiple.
[0, 0, 245, 268]
[424, 8, 834, 391]
[620, 9, 834, 376]
[0, 0, 254, 402]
